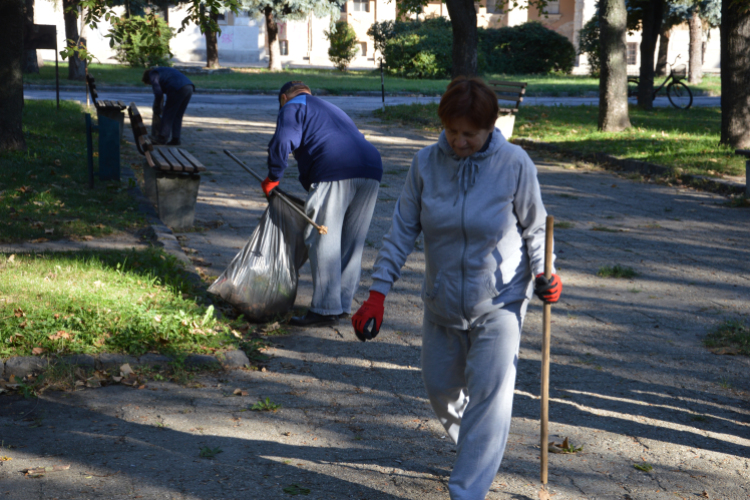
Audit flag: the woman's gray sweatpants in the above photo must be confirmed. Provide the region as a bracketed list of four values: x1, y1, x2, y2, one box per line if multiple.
[421, 301, 528, 500]
[304, 178, 379, 316]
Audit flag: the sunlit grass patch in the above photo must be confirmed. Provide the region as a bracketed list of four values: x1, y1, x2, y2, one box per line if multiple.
[0, 249, 239, 358]
[596, 264, 638, 278]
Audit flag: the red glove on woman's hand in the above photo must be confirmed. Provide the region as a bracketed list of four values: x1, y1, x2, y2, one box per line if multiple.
[534, 273, 562, 303]
[352, 291, 385, 342]
[261, 177, 279, 198]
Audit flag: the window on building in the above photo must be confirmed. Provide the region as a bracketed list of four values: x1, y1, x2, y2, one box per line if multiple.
[217, 11, 226, 20]
[627, 42, 638, 65]
[359, 42, 367, 56]
[486, 0, 499, 14]
[544, 0, 560, 14]
[280, 40, 289, 56]
[352, 0, 369, 12]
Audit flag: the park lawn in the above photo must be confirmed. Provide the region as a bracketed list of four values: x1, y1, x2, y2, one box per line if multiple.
[24, 62, 721, 96]
[374, 103, 742, 177]
[0, 100, 146, 243]
[0, 249, 250, 358]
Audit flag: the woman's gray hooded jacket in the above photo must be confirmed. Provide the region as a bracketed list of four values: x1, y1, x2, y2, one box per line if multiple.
[370, 128, 555, 330]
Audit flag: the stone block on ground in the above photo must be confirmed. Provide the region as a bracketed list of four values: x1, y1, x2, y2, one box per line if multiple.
[217, 349, 250, 368]
[155, 172, 201, 230]
[184, 354, 220, 369]
[138, 353, 173, 368]
[98, 353, 138, 371]
[5, 357, 48, 378]
[59, 354, 97, 369]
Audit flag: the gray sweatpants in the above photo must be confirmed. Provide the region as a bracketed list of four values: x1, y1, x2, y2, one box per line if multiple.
[421, 301, 528, 500]
[304, 178, 379, 316]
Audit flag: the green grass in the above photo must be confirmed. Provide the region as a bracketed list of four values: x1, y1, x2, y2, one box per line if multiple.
[0, 100, 146, 243]
[596, 264, 638, 278]
[703, 319, 750, 355]
[25, 63, 722, 97]
[251, 396, 281, 411]
[374, 103, 742, 177]
[0, 249, 242, 358]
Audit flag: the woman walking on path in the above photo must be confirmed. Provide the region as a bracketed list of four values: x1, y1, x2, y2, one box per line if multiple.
[352, 77, 562, 500]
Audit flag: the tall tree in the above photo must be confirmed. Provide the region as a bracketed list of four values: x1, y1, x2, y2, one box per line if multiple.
[62, 0, 87, 80]
[240, 0, 343, 71]
[445, 0, 478, 77]
[635, 0, 664, 110]
[0, 0, 27, 151]
[655, 24, 671, 77]
[687, 9, 702, 83]
[720, 0, 750, 148]
[22, 0, 40, 74]
[598, 0, 631, 132]
[668, 0, 721, 84]
[204, 6, 220, 68]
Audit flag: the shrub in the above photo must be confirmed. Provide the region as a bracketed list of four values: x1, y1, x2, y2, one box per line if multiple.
[381, 17, 453, 79]
[112, 15, 174, 68]
[325, 21, 359, 71]
[479, 22, 576, 74]
[578, 16, 600, 77]
[372, 19, 575, 79]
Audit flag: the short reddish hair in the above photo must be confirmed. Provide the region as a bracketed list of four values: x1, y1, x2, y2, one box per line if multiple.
[438, 77, 499, 130]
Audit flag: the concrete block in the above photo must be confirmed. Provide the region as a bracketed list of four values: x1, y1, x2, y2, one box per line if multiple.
[495, 114, 516, 139]
[59, 354, 97, 369]
[185, 354, 221, 369]
[138, 353, 172, 368]
[142, 162, 159, 207]
[5, 357, 48, 378]
[98, 353, 138, 371]
[218, 350, 251, 369]
[156, 172, 201, 230]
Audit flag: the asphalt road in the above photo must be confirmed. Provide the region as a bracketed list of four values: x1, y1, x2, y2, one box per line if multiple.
[23, 88, 722, 112]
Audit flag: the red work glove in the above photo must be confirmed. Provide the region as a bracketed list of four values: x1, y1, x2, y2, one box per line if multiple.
[534, 273, 562, 303]
[352, 291, 385, 342]
[261, 177, 279, 198]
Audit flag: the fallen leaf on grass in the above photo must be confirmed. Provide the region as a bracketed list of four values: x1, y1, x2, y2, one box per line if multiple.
[48, 331, 70, 341]
[232, 388, 249, 397]
[538, 487, 556, 500]
[23, 464, 71, 476]
[14, 308, 25, 318]
[32, 347, 45, 355]
[120, 363, 134, 377]
[548, 437, 583, 454]
[8, 254, 15, 263]
[0, 456, 11, 461]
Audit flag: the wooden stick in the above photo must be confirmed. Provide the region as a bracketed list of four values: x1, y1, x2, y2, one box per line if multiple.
[223, 149, 328, 235]
[541, 215, 554, 485]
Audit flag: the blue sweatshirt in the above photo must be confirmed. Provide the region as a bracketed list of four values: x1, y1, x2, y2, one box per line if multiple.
[267, 94, 383, 191]
[148, 67, 194, 103]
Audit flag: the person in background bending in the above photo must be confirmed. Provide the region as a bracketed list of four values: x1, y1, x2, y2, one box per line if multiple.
[141, 67, 194, 146]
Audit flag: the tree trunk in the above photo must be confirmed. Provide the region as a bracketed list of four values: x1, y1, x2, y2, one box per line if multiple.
[205, 9, 220, 69]
[445, 0, 478, 77]
[22, 0, 39, 74]
[265, 6, 281, 71]
[637, 0, 664, 110]
[62, 0, 86, 81]
[0, 0, 27, 151]
[688, 10, 702, 84]
[720, 0, 750, 148]
[655, 25, 670, 77]
[597, 0, 630, 132]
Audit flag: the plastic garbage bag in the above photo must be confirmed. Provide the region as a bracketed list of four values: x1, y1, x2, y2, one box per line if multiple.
[208, 191, 309, 320]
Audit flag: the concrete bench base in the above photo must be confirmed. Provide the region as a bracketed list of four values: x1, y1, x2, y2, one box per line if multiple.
[143, 162, 201, 230]
[495, 114, 516, 139]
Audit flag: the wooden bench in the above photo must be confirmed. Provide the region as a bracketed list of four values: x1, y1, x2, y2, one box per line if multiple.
[488, 80, 527, 139]
[127, 102, 206, 230]
[86, 73, 129, 180]
[86, 74, 127, 113]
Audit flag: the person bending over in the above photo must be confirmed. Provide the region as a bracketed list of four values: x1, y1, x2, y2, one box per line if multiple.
[141, 67, 194, 146]
[352, 77, 562, 500]
[263, 81, 383, 327]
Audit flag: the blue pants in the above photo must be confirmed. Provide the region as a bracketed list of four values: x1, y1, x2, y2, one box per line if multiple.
[304, 178, 379, 316]
[421, 301, 527, 500]
[158, 84, 193, 142]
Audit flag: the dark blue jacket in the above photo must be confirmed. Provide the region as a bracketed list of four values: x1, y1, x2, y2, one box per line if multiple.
[267, 94, 383, 191]
[148, 67, 194, 102]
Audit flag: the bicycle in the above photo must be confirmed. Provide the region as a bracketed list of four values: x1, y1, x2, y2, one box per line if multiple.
[627, 56, 693, 110]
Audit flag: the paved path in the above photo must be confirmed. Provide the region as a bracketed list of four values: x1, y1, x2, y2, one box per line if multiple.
[23, 88, 722, 110]
[1, 102, 749, 500]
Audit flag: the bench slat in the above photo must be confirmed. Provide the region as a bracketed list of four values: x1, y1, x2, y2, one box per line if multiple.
[117, 101, 126, 109]
[176, 149, 206, 172]
[162, 147, 188, 172]
[492, 86, 527, 95]
[170, 150, 200, 173]
[153, 148, 177, 171]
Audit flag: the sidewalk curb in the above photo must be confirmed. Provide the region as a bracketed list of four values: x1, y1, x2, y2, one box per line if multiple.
[512, 137, 746, 196]
[1, 350, 252, 380]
